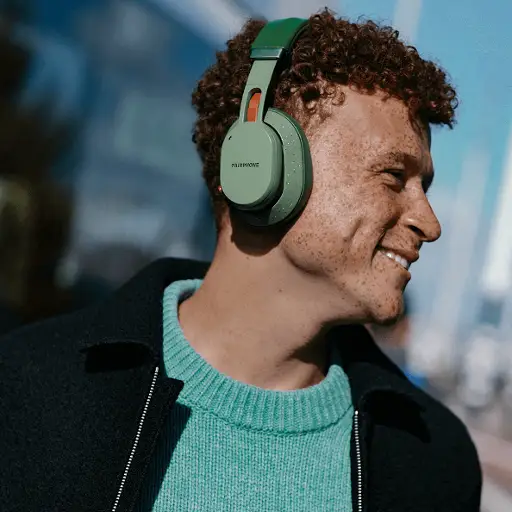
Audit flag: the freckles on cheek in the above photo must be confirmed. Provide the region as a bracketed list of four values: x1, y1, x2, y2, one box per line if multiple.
[285, 227, 333, 273]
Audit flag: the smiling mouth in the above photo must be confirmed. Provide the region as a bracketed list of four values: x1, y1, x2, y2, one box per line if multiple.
[378, 249, 411, 270]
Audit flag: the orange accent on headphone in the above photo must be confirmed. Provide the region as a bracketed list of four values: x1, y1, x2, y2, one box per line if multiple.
[247, 92, 261, 122]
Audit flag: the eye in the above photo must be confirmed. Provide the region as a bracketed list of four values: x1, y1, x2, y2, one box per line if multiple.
[383, 169, 406, 189]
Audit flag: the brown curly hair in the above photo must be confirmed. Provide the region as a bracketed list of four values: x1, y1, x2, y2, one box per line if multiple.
[192, 9, 458, 231]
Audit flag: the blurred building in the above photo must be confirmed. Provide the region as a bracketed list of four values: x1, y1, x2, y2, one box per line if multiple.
[22, 0, 339, 292]
[0, 6, 80, 331]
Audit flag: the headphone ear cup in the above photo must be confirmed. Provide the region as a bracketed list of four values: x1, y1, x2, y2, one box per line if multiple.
[234, 108, 312, 227]
[220, 120, 283, 210]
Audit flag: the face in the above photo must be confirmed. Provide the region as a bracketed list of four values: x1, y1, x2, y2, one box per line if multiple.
[280, 88, 441, 324]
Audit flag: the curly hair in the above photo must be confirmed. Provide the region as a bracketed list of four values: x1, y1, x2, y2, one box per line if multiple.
[192, 9, 458, 231]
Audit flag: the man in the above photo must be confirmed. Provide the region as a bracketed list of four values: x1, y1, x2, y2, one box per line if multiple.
[0, 10, 481, 512]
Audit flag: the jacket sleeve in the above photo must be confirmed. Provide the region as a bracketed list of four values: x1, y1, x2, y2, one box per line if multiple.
[464, 467, 482, 511]
[459, 434, 483, 512]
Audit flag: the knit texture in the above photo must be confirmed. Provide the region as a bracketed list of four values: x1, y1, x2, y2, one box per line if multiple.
[137, 279, 354, 512]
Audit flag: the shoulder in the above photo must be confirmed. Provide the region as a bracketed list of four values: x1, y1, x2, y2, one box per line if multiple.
[422, 388, 479, 453]
[352, 325, 480, 464]
[0, 257, 206, 376]
[345, 325, 482, 505]
[0, 306, 100, 445]
[0, 305, 93, 371]
[412, 383, 482, 501]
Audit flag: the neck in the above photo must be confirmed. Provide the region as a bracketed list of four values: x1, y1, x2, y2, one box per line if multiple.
[178, 239, 350, 391]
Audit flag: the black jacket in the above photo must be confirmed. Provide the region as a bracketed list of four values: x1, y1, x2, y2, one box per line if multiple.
[0, 258, 481, 512]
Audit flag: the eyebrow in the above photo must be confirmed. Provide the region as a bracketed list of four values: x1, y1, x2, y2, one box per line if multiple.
[385, 150, 435, 191]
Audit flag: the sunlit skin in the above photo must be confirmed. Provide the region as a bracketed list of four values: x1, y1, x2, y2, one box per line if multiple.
[178, 86, 441, 391]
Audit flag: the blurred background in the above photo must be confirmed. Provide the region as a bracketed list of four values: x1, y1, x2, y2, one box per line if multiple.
[0, 0, 510, 509]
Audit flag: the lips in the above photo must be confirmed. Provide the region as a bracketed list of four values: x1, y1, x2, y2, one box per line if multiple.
[377, 246, 419, 271]
[380, 249, 410, 270]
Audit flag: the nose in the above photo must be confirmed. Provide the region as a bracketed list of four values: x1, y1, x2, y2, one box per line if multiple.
[404, 194, 441, 243]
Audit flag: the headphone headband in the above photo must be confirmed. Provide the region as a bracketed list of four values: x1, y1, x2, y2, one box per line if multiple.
[250, 18, 308, 60]
[239, 18, 308, 124]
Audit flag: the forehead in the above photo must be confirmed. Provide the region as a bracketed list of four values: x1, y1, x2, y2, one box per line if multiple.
[310, 87, 431, 162]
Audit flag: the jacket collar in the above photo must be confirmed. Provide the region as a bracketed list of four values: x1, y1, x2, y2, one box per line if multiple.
[79, 258, 209, 353]
[79, 258, 423, 409]
[328, 324, 422, 409]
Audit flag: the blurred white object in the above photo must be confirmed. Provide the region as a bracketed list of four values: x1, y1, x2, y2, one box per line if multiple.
[393, 0, 422, 44]
[481, 475, 512, 512]
[150, 0, 248, 45]
[457, 326, 500, 410]
[428, 148, 489, 364]
[480, 123, 512, 301]
[407, 326, 455, 377]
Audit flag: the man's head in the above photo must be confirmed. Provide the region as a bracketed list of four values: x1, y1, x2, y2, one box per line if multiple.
[191, 10, 456, 325]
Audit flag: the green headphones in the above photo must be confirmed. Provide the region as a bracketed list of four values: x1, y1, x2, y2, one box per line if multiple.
[220, 18, 313, 227]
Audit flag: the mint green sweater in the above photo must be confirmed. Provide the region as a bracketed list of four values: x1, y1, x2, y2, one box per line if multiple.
[137, 279, 354, 511]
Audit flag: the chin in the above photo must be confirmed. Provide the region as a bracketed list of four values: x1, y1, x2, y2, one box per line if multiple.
[366, 294, 404, 326]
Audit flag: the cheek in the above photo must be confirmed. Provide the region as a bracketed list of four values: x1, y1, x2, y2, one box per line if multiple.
[296, 176, 359, 240]
[281, 177, 400, 273]
[281, 180, 366, 271]
[299, 173, 397, 242]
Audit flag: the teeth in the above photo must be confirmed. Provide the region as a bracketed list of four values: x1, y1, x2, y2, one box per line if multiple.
[382, 250, 410, 270]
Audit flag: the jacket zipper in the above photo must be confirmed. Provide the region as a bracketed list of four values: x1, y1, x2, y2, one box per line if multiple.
[354, 409, 363, 512]
[111, 366, 160, 512]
